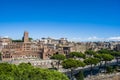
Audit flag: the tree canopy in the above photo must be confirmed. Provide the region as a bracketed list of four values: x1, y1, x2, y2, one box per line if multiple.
[97, 49, 111, 54]
[101, 54, 114, 61]
[0, 63, 69, 80]
[62, 59, 85, 80]
[85, 50, 96, 56]
[62, 58, 85, 69]
[110, 51, 120, 58]
[12, 39, 23, 42]
[84, 57, 100, 65]
[29, 37, 33, 41]
[51, 54, 66, 60]
[50, 54, 66, 69]
[69, 52, 86, 59]
[94, 54, 103, 60]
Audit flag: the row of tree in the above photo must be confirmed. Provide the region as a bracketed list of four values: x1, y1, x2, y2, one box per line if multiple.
[50, 49, 120, 80]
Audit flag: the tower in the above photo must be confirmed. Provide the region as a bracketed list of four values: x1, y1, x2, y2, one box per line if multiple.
[23, 31, 29, 43]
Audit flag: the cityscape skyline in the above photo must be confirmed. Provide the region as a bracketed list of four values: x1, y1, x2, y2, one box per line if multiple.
[1, 30, 120, 42]
[0, 0, 120, 41]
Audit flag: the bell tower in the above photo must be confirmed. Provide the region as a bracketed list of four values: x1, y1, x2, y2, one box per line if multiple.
[23, 31, 29, 43]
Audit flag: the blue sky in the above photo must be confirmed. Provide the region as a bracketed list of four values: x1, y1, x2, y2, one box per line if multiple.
[0, 0, 120, 41]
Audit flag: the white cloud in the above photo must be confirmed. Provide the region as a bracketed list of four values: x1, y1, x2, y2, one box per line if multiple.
[87, 36, 105, 41]
[70, 37, 82, 42]
[87, 36, 120, 41]
[88, 36, 98, 40]
[70, 36, 120, 42]
[108, 36, 120, 41]
[70, 36, 103, 42]
[3, 36, 9, 38]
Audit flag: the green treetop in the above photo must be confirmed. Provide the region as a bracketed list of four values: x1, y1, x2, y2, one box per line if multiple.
[69, 52, 86, 59]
